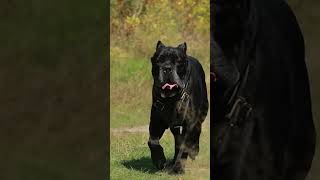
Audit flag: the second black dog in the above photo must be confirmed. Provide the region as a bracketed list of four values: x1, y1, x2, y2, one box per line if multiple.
[148, 41, 208, 174]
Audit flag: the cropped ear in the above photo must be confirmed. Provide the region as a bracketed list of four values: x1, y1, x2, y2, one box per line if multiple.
[178, 42, 187, 54]
[156, 40, 165, 50]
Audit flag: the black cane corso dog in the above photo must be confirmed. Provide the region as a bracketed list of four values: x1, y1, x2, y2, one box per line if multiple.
[211, 0, 316, 179]
[148, 41, 208, 174]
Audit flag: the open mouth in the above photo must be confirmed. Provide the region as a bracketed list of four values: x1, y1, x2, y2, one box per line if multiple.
[161, 83, 178, 90]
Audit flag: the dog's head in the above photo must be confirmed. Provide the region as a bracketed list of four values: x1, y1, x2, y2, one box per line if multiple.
[151, 41, 188, 98]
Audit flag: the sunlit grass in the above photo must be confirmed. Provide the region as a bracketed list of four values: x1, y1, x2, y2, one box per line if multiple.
[110, 120, 210, 180]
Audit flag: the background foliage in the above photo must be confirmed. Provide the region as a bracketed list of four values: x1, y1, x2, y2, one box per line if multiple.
[110, 0, 210, 128]
[0, 0, 106, 179]
[110, 0, 209, 58]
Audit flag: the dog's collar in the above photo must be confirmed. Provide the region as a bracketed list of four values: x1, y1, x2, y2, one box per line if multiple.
[152, 87, 190, 112]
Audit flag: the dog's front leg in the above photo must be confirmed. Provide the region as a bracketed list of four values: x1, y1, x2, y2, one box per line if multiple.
[169, 126, 188, 174]
[148, 119, 167, 170]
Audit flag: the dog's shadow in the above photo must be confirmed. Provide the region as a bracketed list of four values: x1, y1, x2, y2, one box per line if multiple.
[121, 156, 158, 174]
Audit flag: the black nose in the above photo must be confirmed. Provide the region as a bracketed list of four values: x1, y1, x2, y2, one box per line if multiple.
[163, 67, 171, 74]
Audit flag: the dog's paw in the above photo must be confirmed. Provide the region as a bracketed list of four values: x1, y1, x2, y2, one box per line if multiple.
[188, 144, 199, 160]
[168, 162, 185, 174]
[169, 165, 185, 174]
[148, 143, 167, 170]
[155, 158, 166, 170]
[152, 151, 166, 170]
[164, 159, 175, 169]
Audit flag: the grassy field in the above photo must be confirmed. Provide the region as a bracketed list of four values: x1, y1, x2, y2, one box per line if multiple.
[110, 53, 152, 129]
[110, 119, 210, 180]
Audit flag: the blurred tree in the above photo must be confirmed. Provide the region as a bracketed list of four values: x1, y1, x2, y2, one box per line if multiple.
[110, 0, 209, 58]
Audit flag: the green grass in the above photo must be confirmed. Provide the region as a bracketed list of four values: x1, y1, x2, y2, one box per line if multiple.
[110, 54, 153, 128]
[110, 120, 210, 180]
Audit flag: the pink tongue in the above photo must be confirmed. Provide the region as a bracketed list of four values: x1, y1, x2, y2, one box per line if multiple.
[162, 83, 178, 90]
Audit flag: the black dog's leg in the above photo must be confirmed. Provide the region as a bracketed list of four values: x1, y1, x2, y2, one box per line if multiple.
[186, 121, 202, 160]
[169, 127, 188, 174]
[148, 119, 167, 170]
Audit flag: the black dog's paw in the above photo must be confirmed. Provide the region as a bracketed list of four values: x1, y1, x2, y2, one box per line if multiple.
[188, 144, 199, 160]
[169, 165, 185, 174]
[168, 162, 185, 174]
[164, 159, 175, 169]
[148, 142, 166, 170]
[155, 157, 166, 170]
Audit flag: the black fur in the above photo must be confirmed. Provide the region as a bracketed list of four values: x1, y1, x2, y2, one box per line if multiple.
[211, 0, 316, 179]
[149, 41, 208, 174]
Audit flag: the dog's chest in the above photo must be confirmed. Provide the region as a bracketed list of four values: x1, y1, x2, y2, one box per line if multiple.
[160, 98, 191, 127]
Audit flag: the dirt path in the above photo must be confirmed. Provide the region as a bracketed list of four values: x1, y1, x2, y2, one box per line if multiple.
[110, 118, 210, 134]
[110, 125, 149, 133]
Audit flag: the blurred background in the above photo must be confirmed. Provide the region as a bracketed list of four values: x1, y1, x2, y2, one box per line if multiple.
[288, 0, 320, 179]
[0, 0, 107, 179]
[110, 0, 210, 179]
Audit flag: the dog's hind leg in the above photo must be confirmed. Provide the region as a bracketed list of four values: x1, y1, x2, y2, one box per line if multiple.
[185, 121, 202, 160]
[169, 126, 189, 174]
